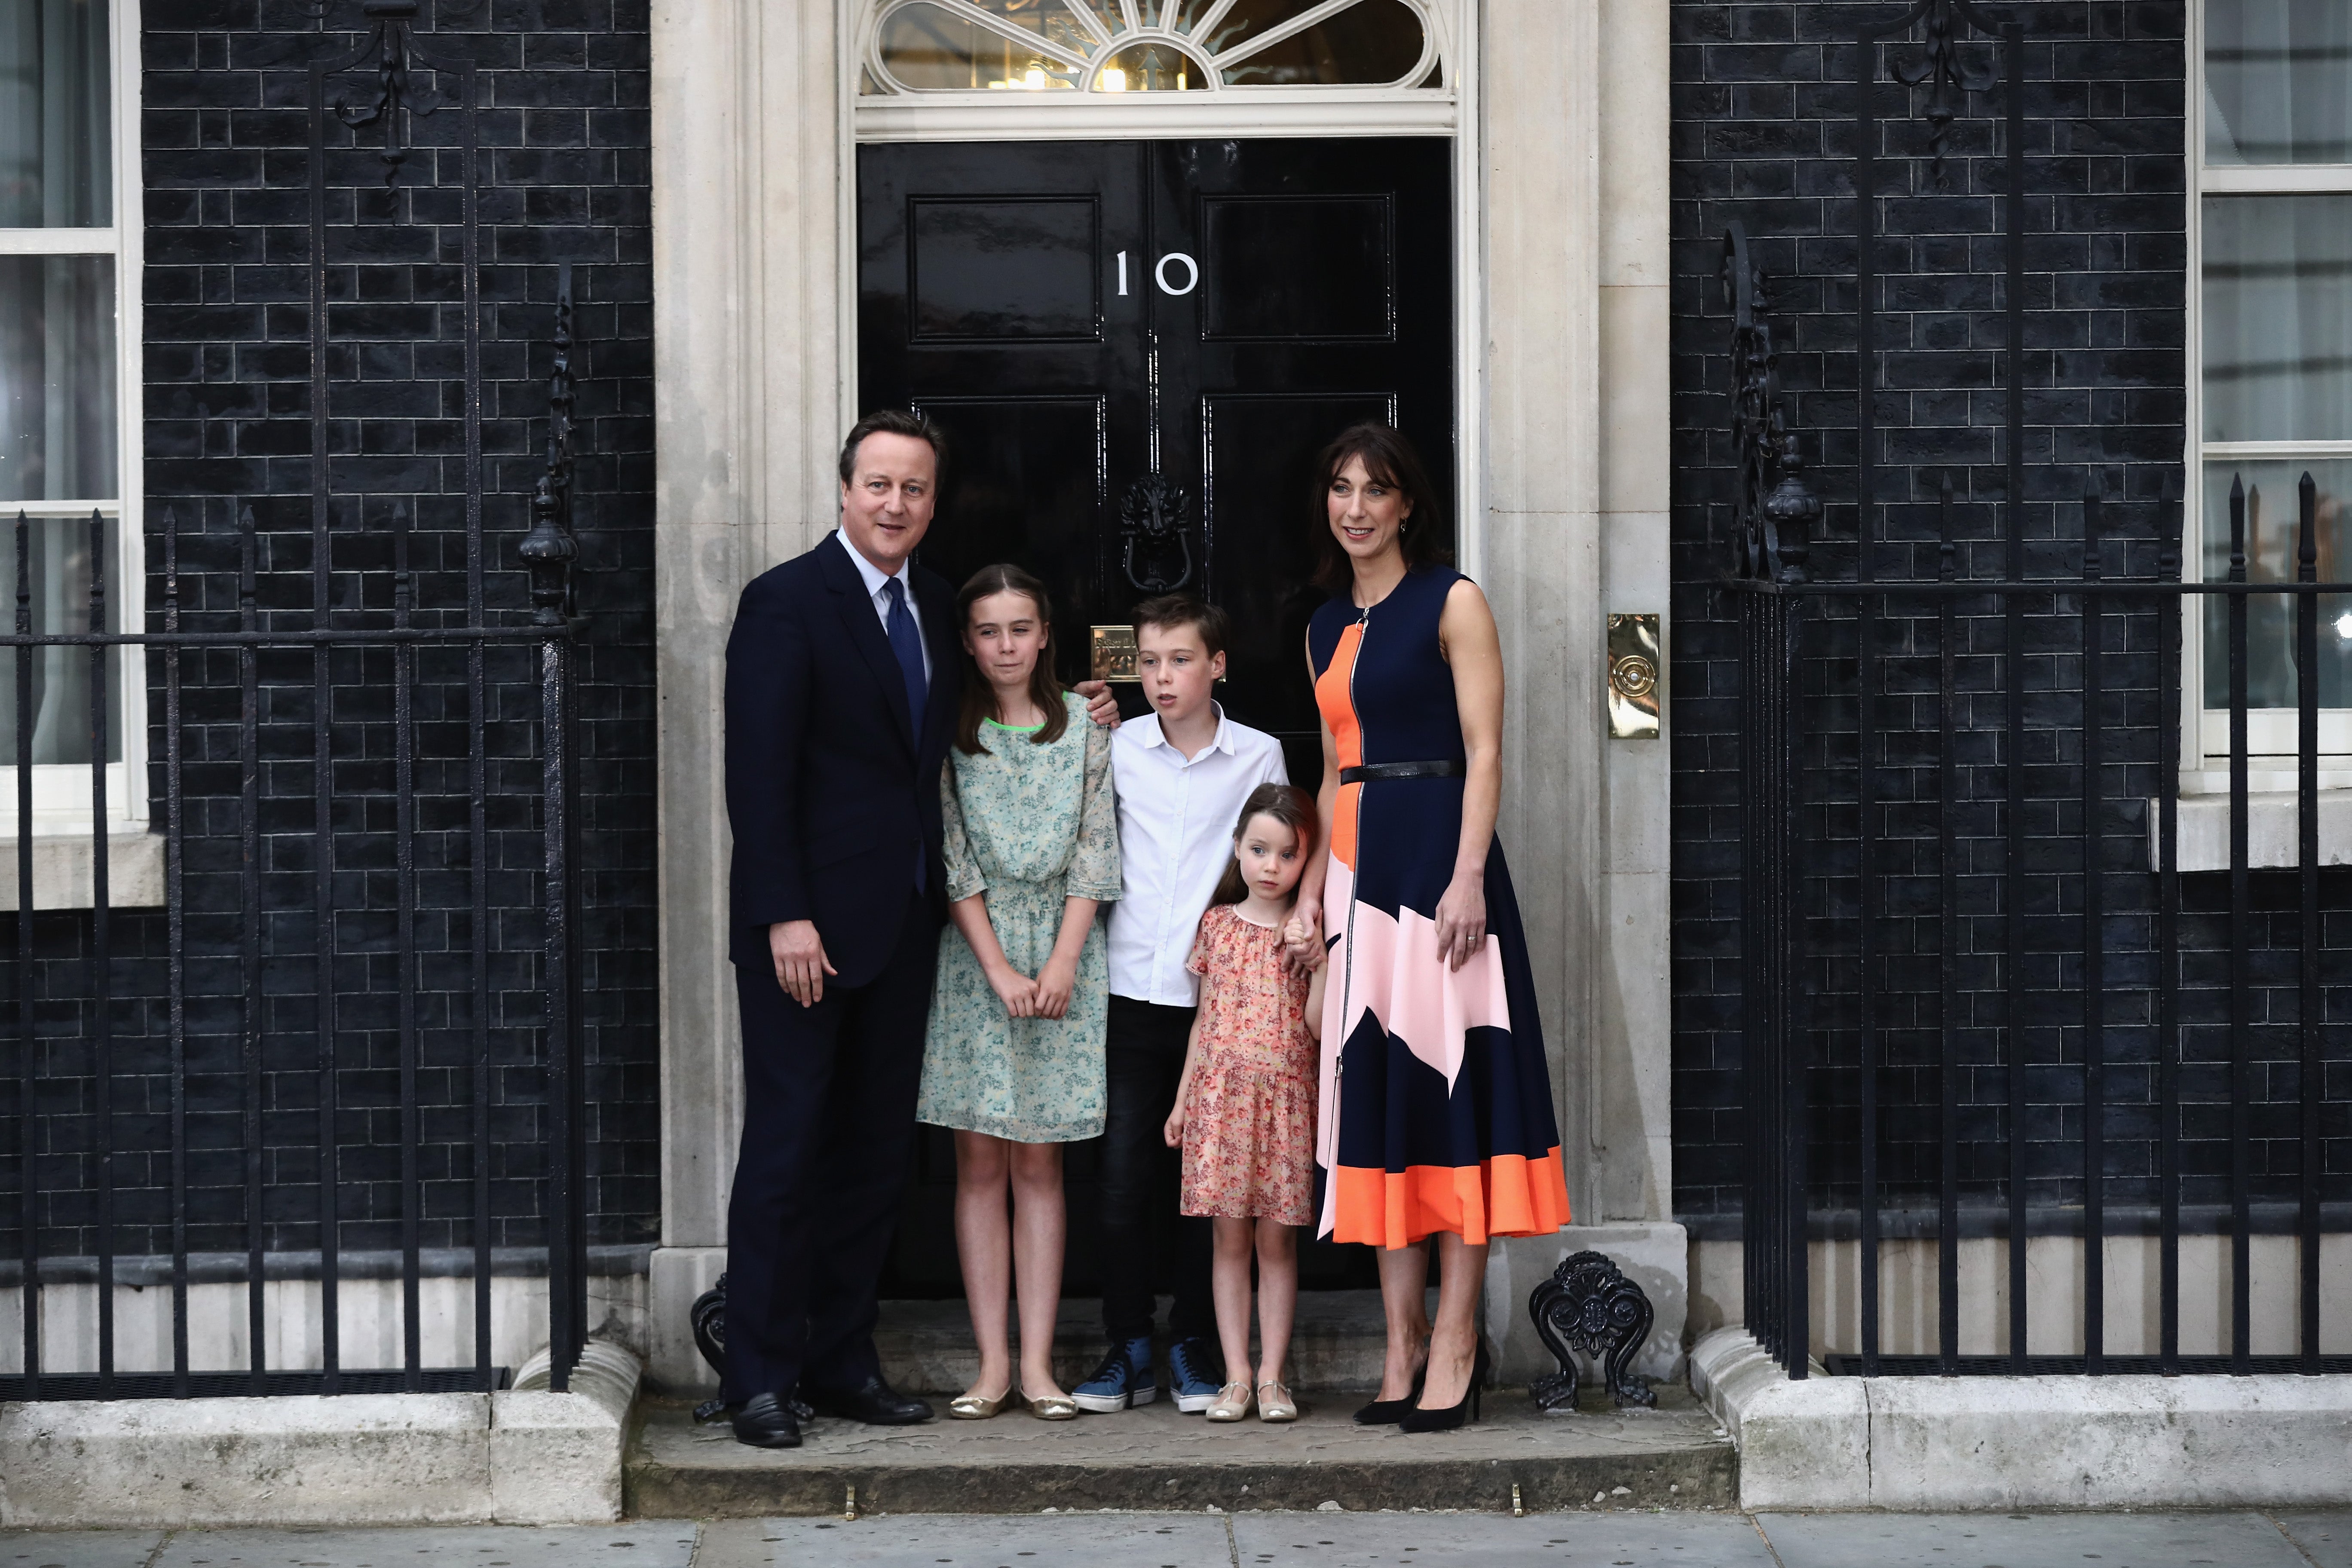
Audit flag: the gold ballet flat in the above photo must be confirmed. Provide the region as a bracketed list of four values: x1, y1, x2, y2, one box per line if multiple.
[948, 1387, 1014, 1420]
[1256, 1381, 1298, 1422]
[1023, 1389, 1079, 1421]
[1205, 1381, 1254, 1422]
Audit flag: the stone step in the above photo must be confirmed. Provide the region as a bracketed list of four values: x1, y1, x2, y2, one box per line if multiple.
[624, 1389, 1735, 1518]
[873, 1292, 1418, 1395]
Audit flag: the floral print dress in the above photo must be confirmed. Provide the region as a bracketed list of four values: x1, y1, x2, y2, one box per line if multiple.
[1178, 904, 1317, 1226]
[917, 692, 1122, 1143]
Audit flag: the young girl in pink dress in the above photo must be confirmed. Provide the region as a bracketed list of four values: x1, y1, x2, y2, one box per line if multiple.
[1163, 784, 1326, 1423]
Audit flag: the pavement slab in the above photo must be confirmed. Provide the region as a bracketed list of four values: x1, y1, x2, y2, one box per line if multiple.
[0, 1534, 167, 1568]
[1229, 1510, 1777, 1566]
[626, 1390, 1734, 1517]
[697, 1515, 1234, 1567]
[2273, 1513, 2352, 1568]
[1751, 1511, 2310, 1568]
[146, 1525, 699, 1568]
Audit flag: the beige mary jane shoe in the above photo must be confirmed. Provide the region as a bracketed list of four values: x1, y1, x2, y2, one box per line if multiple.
[1256, 1381, 1299, 1422]
[1205, 1381, 1254, 1422]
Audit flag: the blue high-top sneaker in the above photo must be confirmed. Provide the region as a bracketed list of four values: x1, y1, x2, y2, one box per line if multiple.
[1166, 1336, 1221, 1414]
[1072, 1335, 1157, 1413]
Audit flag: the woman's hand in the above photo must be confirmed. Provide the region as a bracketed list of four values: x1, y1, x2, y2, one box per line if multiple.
[1282, 897, 1325, 975]
[1163, 1093, 1187, 1148]
[1033, 951, 1080, 1020]
[985, 962, 1038, 1018]
[1433, 869, 1487, 971]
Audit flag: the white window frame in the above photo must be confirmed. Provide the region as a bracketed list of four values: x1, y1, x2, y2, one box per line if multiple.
[0, 0, 145, 833]
[853, 0, 1456, 141]
[2186, 0, 2352, 790]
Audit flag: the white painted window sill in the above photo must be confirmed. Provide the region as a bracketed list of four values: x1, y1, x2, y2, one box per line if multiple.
[2149, 790, 2352, 873]
[0, 829, 164, 910]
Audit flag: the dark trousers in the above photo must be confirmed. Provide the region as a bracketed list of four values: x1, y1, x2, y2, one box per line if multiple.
[1098, 995, 1213, 1344]
[722, 892, 936, 1405]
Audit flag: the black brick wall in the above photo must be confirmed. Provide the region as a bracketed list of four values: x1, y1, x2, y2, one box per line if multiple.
[10, 0, 655, 1266]
[1669, 1, 2232, 1222]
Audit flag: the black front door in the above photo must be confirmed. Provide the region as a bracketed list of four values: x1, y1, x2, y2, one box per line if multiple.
[861, 137, 1453, 1297]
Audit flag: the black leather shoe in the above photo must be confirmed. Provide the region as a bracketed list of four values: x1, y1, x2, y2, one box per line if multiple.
[803, 1374, 934, 1425]
[731, 1391, 803, 1449]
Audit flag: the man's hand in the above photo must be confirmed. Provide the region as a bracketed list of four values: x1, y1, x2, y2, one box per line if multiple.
[1074, 678, 1121, 730]
[770, 920, 837, 1008]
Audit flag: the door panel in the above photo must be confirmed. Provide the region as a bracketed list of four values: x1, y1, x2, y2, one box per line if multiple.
[861, 137, 1452, 1298]
[910, 197, 1103, 341]
[1200, 196, 1394, 341]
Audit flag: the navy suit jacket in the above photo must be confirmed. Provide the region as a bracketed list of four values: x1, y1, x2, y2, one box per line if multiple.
[723, 531, 959, 985]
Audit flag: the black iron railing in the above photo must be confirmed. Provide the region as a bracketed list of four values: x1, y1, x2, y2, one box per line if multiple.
[0, 278, 588, 1402]
[1725, 218, 2349, 1377]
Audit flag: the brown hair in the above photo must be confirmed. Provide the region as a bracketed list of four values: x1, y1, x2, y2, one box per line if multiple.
[1209, 784, 1320, 908]
[839, 408, 948, 487]
[1310, 421, 1451, 592]
[1131, 594, 1231, 660]
[955, 564, 1069, 755]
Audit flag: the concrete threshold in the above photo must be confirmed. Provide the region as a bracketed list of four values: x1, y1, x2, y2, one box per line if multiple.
[1691, 1326, 2352, 1511]
[0, 1340, 643, 1528]
[625, 1387, 1735, 1517]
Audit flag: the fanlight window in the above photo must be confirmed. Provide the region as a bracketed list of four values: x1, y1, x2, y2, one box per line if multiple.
[867, 0, 1440, 94]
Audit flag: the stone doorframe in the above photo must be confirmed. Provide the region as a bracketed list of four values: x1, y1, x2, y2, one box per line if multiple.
[643, 0, 1681, 1392]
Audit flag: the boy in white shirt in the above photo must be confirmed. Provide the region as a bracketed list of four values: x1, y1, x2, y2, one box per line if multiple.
[1071, 596, 1287, 1415]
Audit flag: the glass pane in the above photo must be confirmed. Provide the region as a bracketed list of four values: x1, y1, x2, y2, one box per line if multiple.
[0, 0, 112, 228]
[1216, 0, 1424, 86]
[1095, 42, 1203, 91]
[2206, 0, 2352, 165]
[879, 0, 1088, 89]
[0, 512, 123, 767]
[2202, 459, 2352, 710]
[2202, 195, 2352, 444]
[0, 254, 116, 503]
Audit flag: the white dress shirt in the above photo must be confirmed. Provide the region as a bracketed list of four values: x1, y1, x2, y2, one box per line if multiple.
[835, 528, 931, 684]
[1106, 704, 1289, 1007]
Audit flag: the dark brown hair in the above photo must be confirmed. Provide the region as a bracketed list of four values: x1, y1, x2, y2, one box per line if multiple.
[1130, 594, 1231, 660]
[1209, 784, 1320, 908]
[839, 408, 948, 487]
[955, 563, 1069, 755]
[1309, 421, 1451, 592]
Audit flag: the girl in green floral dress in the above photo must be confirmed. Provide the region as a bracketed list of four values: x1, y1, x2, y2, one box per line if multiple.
[917, 564, 1121, 1421]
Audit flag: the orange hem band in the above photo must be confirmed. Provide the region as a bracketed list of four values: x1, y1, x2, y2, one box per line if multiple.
[1327, 1148, 1570, 1250]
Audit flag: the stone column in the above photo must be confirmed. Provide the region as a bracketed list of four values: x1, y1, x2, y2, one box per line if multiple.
[646, 0, 849, 1393]
[1480, 0, 1686, 1385]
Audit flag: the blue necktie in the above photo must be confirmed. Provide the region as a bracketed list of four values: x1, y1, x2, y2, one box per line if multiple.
[881, 577, 927, 735]
[882, 578, 929, 893]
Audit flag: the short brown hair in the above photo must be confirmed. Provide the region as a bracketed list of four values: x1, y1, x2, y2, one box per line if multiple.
[1310, 421, 1450, 591]
[1209, 784, 1320, 908]
[954, 563, 1068, 756]
[839, 408, 947, 487]
[1131, 594, 1231, 660]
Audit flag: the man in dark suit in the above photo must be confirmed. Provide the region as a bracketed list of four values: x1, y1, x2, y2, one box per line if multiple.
[720, 410, 1112, 1448]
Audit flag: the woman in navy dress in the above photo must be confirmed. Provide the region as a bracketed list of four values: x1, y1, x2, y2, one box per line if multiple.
[1289, 423, 1568, 1433]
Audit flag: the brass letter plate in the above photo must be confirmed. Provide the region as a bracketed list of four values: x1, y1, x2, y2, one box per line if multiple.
[1090, 624, 1139, 683]
[1607, 613, 1662, 740]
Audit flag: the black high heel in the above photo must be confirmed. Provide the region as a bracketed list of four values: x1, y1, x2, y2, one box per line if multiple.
[1397, 1341, 1489, 1433]
[1351, 1361, 1428, 1426]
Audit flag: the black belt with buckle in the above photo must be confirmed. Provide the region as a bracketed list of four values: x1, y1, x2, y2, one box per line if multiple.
[1340, 760, 1465, 785]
